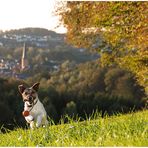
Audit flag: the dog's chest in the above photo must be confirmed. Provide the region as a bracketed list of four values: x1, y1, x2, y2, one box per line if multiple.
[25, 100, 46, 117]
[32, 103, 44, 114]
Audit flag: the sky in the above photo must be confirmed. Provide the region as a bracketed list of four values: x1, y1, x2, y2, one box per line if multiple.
[0, 0, 67, 33]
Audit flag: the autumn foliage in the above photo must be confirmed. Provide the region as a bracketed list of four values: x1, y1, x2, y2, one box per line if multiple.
[57, 2, 148, 93]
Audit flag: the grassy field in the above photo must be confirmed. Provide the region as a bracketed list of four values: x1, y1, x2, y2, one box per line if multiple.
[0, 110, 148, 146]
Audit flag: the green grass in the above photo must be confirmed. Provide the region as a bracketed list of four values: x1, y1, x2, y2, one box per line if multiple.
[0, 110, 148, 146]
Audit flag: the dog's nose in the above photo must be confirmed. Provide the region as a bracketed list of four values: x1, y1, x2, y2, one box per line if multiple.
[29, 96, 32, 101]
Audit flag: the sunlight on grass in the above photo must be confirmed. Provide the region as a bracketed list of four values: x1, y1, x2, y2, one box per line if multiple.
[0, 110, 148, 146]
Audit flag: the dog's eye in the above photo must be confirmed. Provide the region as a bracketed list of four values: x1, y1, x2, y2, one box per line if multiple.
[31, 91, 35, 95]
[24, 92, 28, 95]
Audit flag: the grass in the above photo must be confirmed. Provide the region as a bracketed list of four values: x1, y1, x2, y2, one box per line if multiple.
[0, 110, 148, 146]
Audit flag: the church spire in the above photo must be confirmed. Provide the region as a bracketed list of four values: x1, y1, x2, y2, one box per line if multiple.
[21, 42, 28, 70]
[22, 42, 26, 59]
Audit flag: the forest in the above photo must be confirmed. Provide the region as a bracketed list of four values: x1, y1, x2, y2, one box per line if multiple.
[0, 60, 147, 130]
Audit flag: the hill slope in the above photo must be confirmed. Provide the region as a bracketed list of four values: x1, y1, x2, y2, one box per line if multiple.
[0, 110, 148, 146]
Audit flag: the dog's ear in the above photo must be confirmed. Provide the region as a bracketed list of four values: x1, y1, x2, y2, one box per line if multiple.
[32, 82, 40, 92]
[18, 84, 26, 94]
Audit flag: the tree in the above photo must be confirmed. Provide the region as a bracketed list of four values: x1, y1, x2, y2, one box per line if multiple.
[56, 2, 148, 93]
[104, 67, 145, 99]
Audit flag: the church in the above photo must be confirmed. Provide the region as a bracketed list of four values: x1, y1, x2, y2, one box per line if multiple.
[21, 42, 29, 71]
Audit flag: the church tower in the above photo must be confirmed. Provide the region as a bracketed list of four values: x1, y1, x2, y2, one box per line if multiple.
[21, 43, 28, 70]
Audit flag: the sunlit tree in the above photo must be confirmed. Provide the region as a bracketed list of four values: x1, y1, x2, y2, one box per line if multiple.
[56, 1, 148, 93]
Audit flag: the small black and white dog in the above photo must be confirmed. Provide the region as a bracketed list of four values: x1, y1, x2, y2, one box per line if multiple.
[18, 82, 48, 129]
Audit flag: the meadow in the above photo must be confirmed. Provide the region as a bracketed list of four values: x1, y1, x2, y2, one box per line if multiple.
[0, 110, 148, 146]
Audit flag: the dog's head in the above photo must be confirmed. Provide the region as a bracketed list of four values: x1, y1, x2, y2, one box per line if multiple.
[18, 82, 40, 106]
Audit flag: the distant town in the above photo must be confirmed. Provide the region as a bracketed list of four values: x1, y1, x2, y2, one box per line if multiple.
[0, 29, 64, 48]
[0, 42, 30, 79]
[0, 28, 99, 79]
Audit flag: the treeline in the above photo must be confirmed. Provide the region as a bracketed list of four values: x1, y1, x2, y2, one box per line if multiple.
[1, 28, 60, 37]
[0, 60, 147, 130]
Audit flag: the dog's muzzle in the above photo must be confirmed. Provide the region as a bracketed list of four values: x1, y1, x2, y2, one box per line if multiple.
[28, 96, 33, 102]
[24, 96, 34, 104]
[24, 96, 38, 109]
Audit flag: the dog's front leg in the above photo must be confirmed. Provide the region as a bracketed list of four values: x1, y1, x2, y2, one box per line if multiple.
[36, 115, 43, 128]
[30, 121, 35, 129]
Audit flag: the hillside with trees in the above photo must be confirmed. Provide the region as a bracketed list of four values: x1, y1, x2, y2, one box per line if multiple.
[57, 1, 148, 94]
[0, 60, 147, 130]
[0, 28, 99, 78]
[2, 28, 58, 37]
[0, 2, 147, 131]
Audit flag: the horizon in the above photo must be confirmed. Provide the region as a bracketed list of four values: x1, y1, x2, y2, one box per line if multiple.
[0, 0, 67, 33]
[0, 27, 66, 34]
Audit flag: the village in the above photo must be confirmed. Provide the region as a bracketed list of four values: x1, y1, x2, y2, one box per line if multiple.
[0, 28, 98, 79]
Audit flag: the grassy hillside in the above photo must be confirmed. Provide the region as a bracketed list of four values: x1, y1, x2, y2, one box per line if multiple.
[0, 110, 148, 146]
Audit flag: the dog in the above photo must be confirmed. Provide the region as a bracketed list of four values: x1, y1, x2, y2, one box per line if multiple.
[18, 82, 48, 129]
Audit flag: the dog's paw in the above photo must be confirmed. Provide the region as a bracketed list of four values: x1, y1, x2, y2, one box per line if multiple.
[36, 123, 40, 128]
[25, 115, 34, 123]
[30, 121, 35, 129]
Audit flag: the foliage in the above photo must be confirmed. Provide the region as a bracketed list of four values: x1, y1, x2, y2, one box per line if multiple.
[0, 44, 97, 76]
[0, 60, 147, 130]
[0, 110, 148, 146]
[56, 1, 148, 92]
[0, 78, 27, 129]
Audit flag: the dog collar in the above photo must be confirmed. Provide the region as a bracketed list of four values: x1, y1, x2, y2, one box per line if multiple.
[27, 99, 38, 112]
[27, 104, 33, 107]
